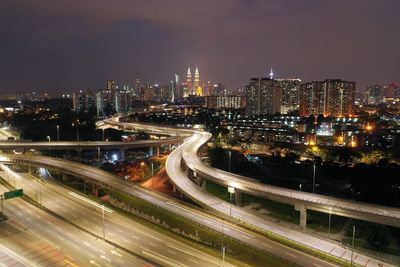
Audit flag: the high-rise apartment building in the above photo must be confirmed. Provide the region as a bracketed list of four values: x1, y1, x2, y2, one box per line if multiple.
[246, 77, 283, 115]
[276, 78, 301, 114]
[205, 95, 246, 109]
[73, 90, 96, 113]
[171, 74, 180, 101]
[299, 79, 355, 117]
[115, 87, 130, 114]
[366, 85, 382, 105]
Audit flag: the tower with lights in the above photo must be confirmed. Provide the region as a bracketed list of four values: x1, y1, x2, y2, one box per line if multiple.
[194, 67, 200, 94]
[269, 67, 274, 79]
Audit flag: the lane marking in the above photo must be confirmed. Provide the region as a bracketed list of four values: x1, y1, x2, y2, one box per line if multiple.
[111, 250, 121, 257]
[285, 252, 297, 259]
[63, 259, 79, 267]
[142, 249, 187, 267]
[166, 244, 221, 265]
[262, 243, 272, 249]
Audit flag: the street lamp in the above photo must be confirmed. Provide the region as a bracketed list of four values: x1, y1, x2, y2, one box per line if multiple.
[221, 219, 225, 266]
[351, 224, 355, 266]
[328, 207, 332, 238]
[34, 178, 42, 205]
[56, 125, 60, 142]
[228, 150, 232, 172]
[46, 136, 51, 157]
[312, 162, 316, 194]
[72, 122, 79, 142]
[228, 186, 235, 221]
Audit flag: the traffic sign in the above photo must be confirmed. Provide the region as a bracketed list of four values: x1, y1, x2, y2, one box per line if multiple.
[4, 189, 23, 200]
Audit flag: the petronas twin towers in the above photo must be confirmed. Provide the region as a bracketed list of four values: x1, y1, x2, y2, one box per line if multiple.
[186, 67, 201, 96]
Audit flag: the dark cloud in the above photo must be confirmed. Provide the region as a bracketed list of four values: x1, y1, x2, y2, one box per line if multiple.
[0, 0, 399, 93]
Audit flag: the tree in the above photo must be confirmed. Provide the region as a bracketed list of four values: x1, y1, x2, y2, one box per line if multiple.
[136, 130, 150, 140]
[226, 134, 240, 148]
[330, 147, 361, 165]
[365, 223, 390, 249]
[208, 146, 225, 168]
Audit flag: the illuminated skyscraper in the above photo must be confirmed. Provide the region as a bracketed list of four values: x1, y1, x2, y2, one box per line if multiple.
[269, 67, 274, 79]
[171, 74, 180, 101]
[186, 67, 192, 95]
[194, 67, 200, 94]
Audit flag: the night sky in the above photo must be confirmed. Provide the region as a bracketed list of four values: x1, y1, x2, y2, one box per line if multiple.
[0, 0, 399, 93]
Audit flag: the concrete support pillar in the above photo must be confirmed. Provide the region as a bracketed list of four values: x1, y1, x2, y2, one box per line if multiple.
[155, 146, 160, 157]
[62, 174, 68, 181]
[235, 191, 242, 207]
[172, 185, 177, 193]
[92, 184, 99, 197]
[295, 203, 307, 232]
[168, 144, 172, 151]
[28, 166, 33, 174]
[77, 148, 82, 159]
[119, 148, 125, 160]
[97, 147, 101, 162]
[148, 147, 153, 156]
[196, 176, 204, 187]
[201, 179, 207, 190]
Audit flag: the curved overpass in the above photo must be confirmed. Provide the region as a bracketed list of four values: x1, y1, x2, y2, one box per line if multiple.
[166, 133, 394, 267]
[181, 132, 400, 228]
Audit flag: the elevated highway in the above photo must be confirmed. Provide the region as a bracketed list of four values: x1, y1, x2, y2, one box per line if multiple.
[166, 132, 395, 267]
[181, 132, 400, 229]
[0, 138, 182, 150]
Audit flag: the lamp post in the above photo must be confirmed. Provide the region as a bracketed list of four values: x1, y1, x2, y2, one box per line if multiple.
[72, 122, 79, 142]
[35, 178, 42, 205]
[102, 204, 105, 240]
[56, 125, 60, 142]
[228, 150, 232, 172]
[328, 207, 332, 238]
[151, 161, 154, 189]
[47, 136, 51, 157]
[228, 186, 235, 221]
[312, 162, 316, 194]
[221, 220, 225, 266]
[351, 224, 355, 266]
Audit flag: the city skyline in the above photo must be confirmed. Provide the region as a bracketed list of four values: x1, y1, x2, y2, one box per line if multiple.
[1, 1, 400, 93]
